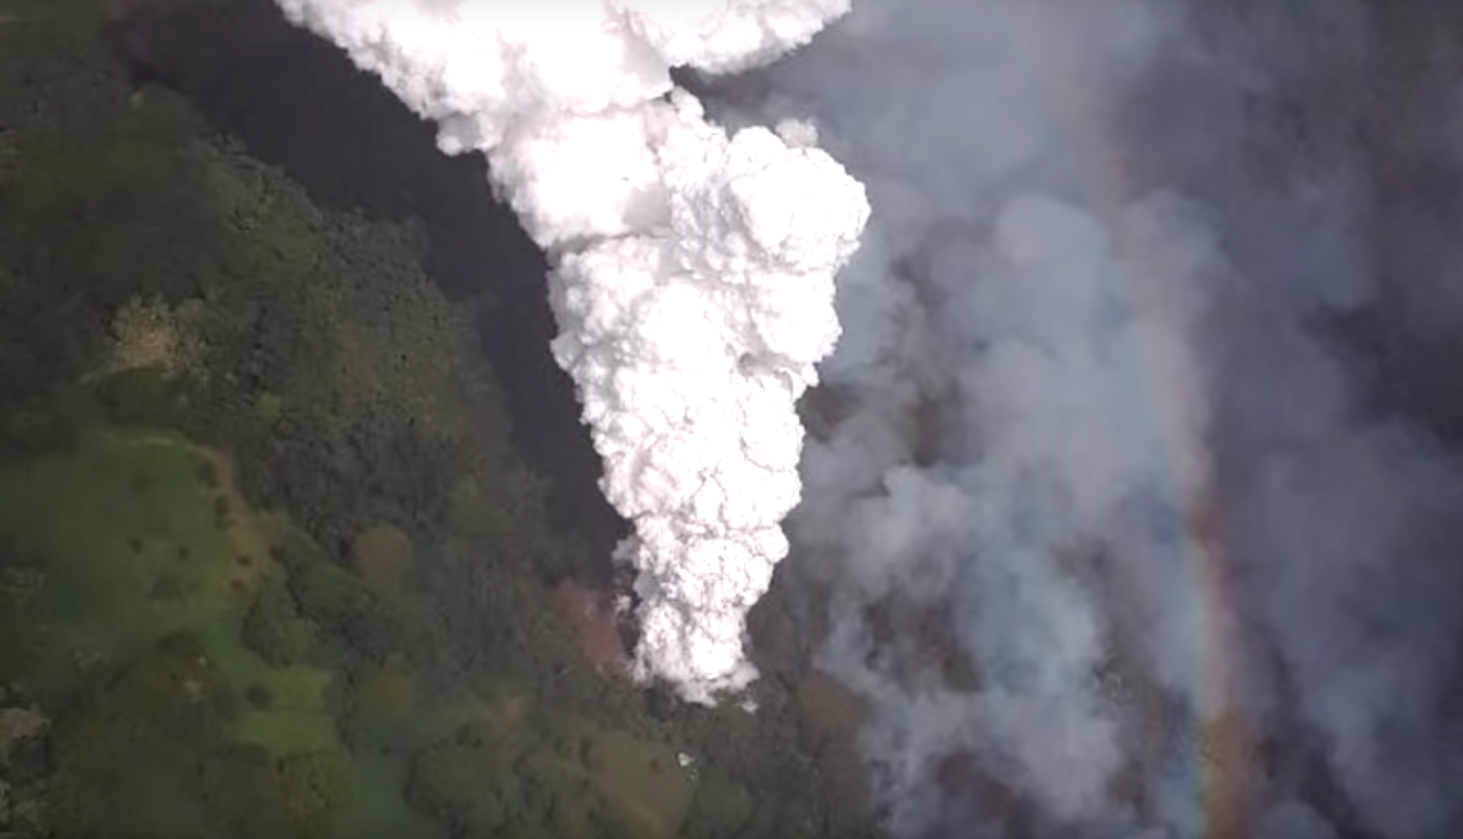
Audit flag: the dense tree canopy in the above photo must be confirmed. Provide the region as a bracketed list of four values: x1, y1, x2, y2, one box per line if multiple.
[0, 2, 876, 837]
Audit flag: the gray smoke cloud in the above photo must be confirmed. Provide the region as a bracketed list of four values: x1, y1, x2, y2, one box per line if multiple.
[735, 0, 1463, 836]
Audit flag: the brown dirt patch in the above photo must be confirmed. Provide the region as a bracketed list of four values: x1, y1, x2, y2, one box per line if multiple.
[553, 580, 629, 676]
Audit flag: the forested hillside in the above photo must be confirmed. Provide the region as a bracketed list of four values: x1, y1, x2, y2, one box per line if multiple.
[0, 1, 876, 837]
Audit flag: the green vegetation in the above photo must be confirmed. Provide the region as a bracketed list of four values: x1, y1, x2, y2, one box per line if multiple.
[191, 743, 352, 839]
[240, 575, 323, 668]
[44, 634, 235, 839]
[0, 0, 879, 837]
[0, 433, 250, 697]
[406, 707, 697, 839]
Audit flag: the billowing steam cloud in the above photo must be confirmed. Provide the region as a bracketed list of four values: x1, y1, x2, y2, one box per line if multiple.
[270, 0, 868, 703]
[740, 0, 1463, 837]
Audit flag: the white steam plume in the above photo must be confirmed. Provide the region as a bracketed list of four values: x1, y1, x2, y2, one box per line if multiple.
[271, 0, 868, 703]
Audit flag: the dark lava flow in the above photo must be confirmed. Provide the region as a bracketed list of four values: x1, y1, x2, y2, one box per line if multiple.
[105, 0, 629, 583]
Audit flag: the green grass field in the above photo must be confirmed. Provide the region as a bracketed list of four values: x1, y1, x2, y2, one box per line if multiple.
[0, 431, 241, 689]
[0, 427, 340, 747]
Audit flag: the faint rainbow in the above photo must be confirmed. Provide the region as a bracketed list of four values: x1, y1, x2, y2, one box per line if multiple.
[1010, 6, 1247, 837]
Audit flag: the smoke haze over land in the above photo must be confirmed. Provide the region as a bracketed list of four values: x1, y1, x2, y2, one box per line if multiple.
[751, 0, 1463, 836]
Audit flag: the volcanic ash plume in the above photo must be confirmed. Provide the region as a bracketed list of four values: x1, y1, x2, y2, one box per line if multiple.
[272, 0, 869, 703]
